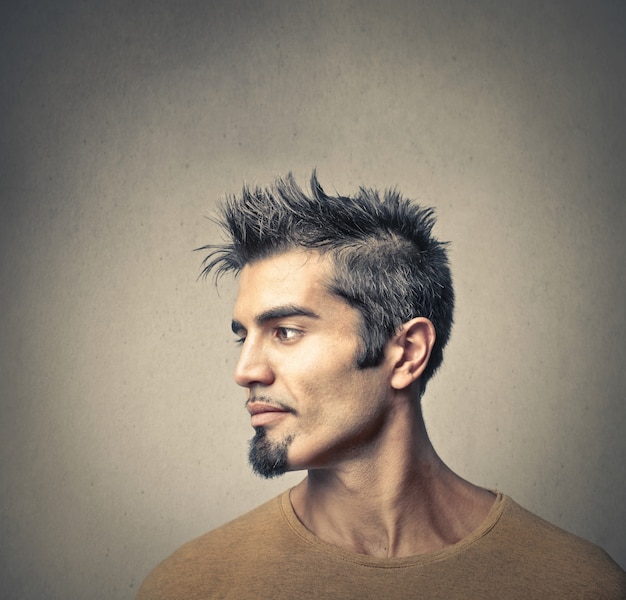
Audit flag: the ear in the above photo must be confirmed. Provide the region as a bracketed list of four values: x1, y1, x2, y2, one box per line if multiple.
[389, 317, 436, 391]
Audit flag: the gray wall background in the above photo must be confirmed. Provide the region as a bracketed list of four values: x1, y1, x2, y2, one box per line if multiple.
[1, 1, 624, 598]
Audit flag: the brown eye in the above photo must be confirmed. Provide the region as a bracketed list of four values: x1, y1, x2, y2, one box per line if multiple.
[275, 327, 301, 341]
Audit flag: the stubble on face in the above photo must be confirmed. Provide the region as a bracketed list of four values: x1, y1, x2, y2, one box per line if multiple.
[248, 427, 294, 478]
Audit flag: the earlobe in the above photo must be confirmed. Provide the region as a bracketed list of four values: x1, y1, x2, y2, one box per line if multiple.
[389, 318, 436, 391]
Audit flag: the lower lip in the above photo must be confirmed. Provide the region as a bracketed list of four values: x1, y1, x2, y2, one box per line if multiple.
[250, 411, 289, 427]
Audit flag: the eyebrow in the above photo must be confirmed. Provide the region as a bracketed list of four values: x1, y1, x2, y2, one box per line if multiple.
[231, 304, 320, 335]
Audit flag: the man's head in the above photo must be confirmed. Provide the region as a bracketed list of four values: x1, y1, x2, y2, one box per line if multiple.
[200, 172, 454, 391]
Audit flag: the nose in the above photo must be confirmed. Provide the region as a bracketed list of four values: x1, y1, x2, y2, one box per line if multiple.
[233, 337, 275, 388]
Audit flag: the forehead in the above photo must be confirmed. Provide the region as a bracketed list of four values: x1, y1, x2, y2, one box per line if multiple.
[233, 250, 341, 318]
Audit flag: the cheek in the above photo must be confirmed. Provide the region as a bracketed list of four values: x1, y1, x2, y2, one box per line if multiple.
[283, 340, 359, 385]
[274, 336, 368, 409]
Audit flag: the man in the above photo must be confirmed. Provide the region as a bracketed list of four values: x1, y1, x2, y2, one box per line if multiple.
[137, 173, 625, 599]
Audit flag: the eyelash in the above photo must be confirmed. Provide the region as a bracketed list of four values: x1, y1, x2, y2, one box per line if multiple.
[274, 327, 301, 341]
[233, 327, 302, 346]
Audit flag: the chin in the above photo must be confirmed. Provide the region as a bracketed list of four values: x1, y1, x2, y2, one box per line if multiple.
[248, 427, 293, 479]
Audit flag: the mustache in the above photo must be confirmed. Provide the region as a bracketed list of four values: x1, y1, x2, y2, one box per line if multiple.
[245, 395, 295, 413]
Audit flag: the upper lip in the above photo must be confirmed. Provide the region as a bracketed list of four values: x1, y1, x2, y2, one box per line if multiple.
[246, 402, 290, 416]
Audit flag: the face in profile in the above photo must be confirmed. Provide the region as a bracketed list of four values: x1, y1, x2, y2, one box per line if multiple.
[231, 250, 397, 478]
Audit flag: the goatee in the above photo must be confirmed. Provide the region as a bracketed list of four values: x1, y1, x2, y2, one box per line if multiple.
[248, 427, 292, 478]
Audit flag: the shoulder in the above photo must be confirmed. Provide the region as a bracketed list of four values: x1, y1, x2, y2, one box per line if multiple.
[499, 497, 614, 561]
[136, 493, 289, 600]
[489, 496, 626, 596]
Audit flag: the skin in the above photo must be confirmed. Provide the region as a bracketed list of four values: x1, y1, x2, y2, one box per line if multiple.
[232, 249, 495, 558]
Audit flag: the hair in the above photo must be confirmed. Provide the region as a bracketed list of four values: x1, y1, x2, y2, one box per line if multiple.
[198, 172, 454, 394]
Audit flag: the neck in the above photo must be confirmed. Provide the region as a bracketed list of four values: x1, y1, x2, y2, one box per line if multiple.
[289, 400, 495, 557]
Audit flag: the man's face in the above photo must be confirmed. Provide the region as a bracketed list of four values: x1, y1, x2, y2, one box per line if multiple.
[231, 250, 396, 478]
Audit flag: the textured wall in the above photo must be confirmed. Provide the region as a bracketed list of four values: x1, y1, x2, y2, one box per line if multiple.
[1, 1, 624, 598]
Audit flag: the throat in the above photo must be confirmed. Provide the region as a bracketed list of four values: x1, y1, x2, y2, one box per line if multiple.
[290, 470, 496, 558]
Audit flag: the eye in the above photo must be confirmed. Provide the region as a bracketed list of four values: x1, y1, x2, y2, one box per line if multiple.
[232, 328, 247, 346]
[275, 327, 302, 342]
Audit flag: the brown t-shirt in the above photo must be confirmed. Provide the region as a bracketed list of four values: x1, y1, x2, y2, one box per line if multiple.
[137, 491, 626, 599]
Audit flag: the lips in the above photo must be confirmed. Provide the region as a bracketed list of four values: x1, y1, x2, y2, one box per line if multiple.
[247, 401, 291, 428]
